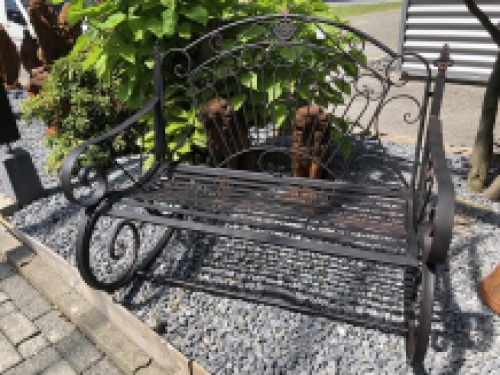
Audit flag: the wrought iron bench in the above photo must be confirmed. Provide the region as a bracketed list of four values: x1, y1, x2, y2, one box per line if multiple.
[60, 14, 455, 365]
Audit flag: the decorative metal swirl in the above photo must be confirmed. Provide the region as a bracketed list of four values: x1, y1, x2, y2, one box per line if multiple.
[108, 220, 140, 262]
[60, 97, 159, 207]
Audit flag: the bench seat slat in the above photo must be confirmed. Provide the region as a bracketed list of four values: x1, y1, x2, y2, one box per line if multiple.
[153, 164, 412, 199]
[107, 207, 418, 268]
[122, 199, 407, 250]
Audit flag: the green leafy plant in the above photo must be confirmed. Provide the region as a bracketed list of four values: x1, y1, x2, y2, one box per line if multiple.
[61, 0, 366, 169]
[21, 50, 137, 174]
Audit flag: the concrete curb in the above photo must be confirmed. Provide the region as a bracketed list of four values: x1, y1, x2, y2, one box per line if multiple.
[0, 217, 210, 375]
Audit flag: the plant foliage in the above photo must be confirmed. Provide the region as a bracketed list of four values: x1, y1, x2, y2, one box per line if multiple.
[21, 50, 137, 174]
[64, 0, 366, 169]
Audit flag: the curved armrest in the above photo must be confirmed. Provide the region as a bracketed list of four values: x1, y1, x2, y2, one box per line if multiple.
[426, 115, 455, 264]
[60, 97, 159, 207]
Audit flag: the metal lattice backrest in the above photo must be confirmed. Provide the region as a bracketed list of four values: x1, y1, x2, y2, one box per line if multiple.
[157, 15, 432, 186]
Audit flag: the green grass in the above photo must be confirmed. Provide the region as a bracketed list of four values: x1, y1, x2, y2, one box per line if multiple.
[330, 1, 402, 18]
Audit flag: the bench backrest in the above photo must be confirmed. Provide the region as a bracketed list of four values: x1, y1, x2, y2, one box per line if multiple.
[153, 14, 434, 187]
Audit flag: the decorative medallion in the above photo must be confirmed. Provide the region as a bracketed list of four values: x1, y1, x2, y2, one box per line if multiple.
[273, 18, 297, 41]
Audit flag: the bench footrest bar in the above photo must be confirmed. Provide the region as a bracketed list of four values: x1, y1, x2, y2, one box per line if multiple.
[108, 208, 419, 267]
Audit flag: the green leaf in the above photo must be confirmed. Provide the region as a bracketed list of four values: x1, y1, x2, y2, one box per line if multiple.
[178, 22, 191, 39]
[95, 55, 107, 77]
[272, 103, 287, 127]
[342, 60, 358, 77]
[70, 33, 90, 57]
[231, 94, 247, 111]
[97, 13, 126, 30]
[119, 44, 135, 64]
[134, 29, 145, 41]
[237, 25, 266, 43]
[161, 0, 176, 8]
[162, 9, 178, 36]
[241, 72, 258, 89]
[83, 46, 101, 71]
[333, 79, 351, 95]
[183, 5, 209, 26]
[278, 46, 305, 62]
[66, 0, 84, 26]
[147, 18, 164, 37]
[266, 82, 282, 102]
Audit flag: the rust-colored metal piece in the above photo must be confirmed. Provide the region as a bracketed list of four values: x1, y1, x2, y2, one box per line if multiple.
[201, 98, 256, 171]
[478, 263, 500, 315]
[291, 106, 332, 180]
[0, 25, 20, 89]
[27, 0, 81, 68]
[20, 28, 41, 74]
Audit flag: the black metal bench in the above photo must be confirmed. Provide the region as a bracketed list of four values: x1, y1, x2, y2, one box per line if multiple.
[60, 14, 455, 365]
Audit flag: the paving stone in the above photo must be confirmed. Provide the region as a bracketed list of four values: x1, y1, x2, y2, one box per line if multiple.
[19, 258, 74, 302]
[81, 316, 150, 375]
[41, 360, 78, 375]
[5, 245, 35, 269]
[0, 262, 14, 281]
[0, 331, 22, 373]
[135, 361, 178, 375]
[50, 289, 93, 326]
[0, 300, 16, 317]
[34, 310, 75, 344]
[3, 346, 61, 375]
[0, 290, 10, 303]
[18, 333, 49, 358]
[0, 311, 39, 345]
[54, 329, 102, 373]
[0, 274, 37, 305]
[0, 232, 23, 261]
[15, 288, 53, 321]
[82, 357, 124, 375]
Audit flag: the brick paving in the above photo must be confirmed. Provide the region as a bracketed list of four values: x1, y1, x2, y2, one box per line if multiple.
[0, 260, 124, 375]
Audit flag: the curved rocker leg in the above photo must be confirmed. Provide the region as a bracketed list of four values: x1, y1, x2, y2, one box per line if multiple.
[76, 203, 139, 292]
[76, 201, 179, 292]
[405, 262, 436, 366]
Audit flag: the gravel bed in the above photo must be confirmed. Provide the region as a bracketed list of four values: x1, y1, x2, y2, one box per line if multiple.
[3, 90, 500, 375]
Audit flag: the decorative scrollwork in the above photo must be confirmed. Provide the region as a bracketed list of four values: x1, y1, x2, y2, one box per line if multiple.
[108, 220, 140, 261]
[208, 31, 224, 54]
[273, 18, 297, 41]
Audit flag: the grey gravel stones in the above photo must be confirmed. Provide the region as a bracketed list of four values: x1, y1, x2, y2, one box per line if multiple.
[4, 90, 500, 374]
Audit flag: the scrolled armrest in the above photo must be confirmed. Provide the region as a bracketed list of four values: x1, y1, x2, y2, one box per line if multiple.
[425, 115, 455, 264]
[60, 97, 159, 207]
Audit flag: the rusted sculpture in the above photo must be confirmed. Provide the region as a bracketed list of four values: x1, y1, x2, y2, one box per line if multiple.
[291, 106, 332, 179]
[27, 0, 81, 67]
[201, 98, 255, 171]
[20, 28, 41, 74]
[478, 263, 500, 314]
[0, 26, 21, 90]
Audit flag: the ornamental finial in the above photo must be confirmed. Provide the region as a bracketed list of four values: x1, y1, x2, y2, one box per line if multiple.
[433, 44, 453, 72]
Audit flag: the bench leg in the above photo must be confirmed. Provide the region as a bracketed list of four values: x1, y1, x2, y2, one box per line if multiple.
[75, 202, 178, 292]
[405, 262, 436, 366]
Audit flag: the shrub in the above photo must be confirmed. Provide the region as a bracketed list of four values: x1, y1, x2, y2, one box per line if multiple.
[21, 50, 138, 174]
[61, 0, 364, 169]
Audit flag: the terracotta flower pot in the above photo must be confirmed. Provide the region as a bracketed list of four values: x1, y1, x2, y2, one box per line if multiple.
[46, 126, 58, 137]
[478, 263, 500, 314]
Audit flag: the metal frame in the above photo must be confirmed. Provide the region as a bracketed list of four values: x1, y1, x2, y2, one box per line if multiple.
[60, 14, 455, 366]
